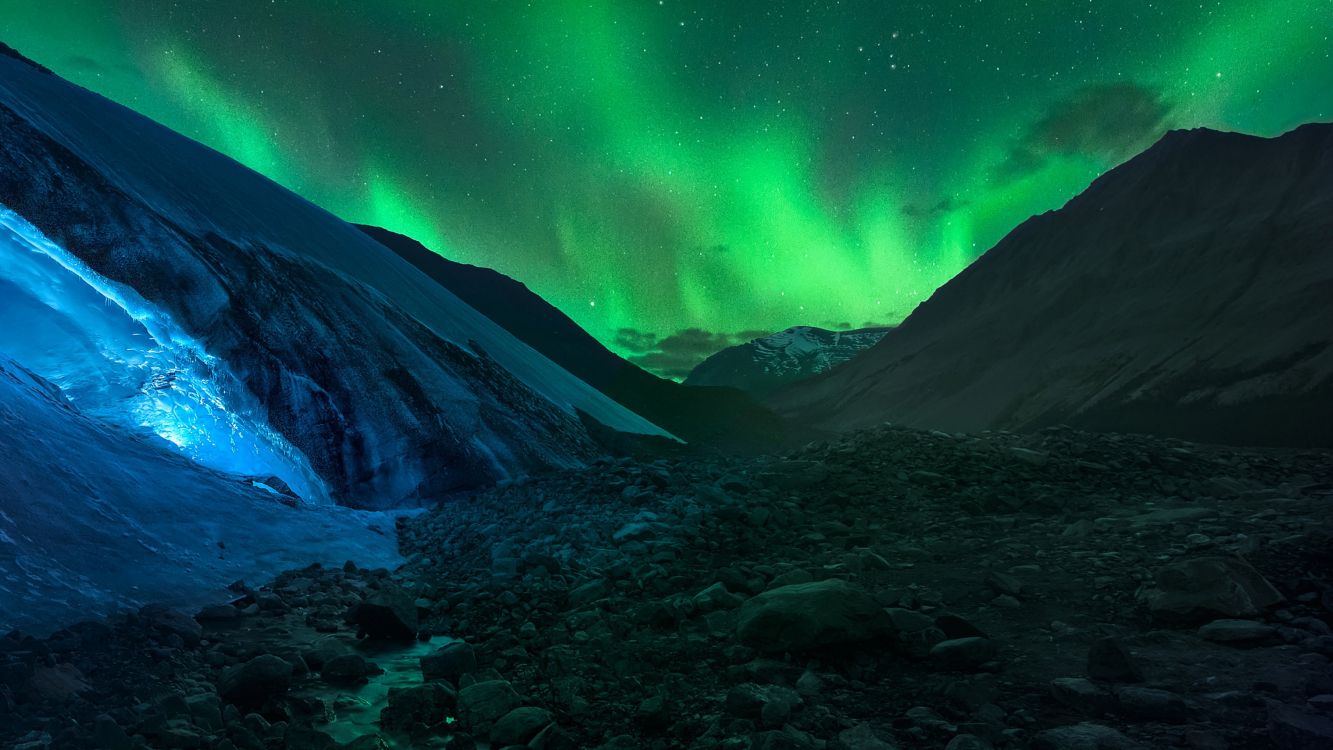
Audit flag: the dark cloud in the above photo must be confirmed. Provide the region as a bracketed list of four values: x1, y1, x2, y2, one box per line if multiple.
[996, 82, 1173, 182]
[613, 327, 659, 354]
[901, 197, 968, 218]
[620, 327, 770, 380]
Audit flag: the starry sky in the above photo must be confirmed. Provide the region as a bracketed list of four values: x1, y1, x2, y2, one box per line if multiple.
[2, 1, 1331, 377]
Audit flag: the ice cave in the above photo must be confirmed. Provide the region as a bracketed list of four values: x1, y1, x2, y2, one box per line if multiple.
[0, 205, 325, 501]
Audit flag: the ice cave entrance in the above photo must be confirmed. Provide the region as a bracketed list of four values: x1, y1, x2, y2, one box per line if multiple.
[0, 205, 326, 501]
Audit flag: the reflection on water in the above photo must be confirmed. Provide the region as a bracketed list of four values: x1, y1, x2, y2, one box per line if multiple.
[303, 638, 442, 745]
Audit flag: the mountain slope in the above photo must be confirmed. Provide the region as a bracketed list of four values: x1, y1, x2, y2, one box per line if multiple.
[358, 225, 791, 449]
[685, 325, 889, 398]
[777, 124, 1333, 448]
[0, 352, 400, 634]
[0, 47, 668, 510]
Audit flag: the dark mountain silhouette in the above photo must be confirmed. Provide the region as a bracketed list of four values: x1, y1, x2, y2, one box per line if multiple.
[777, 123, 1333, 448]
[358, 225, 791, 450]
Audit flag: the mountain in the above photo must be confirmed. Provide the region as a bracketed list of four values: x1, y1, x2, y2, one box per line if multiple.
[777, 124, 1333, 448]
[0, 46, 670, 513]
[358, 225, 791, 450]
[0, 44, 676, 628]
[684, 325, 889, 398]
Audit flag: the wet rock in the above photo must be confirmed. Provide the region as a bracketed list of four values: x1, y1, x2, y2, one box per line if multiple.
[421, 640, 477, 682]
[380, 682, 457, 734]
[1139, 556, 1283, 622]
[1032, 723, 1144, 750]
[218, 655, 293, 708]
[321, 653, 382, 685]
[457, 679, 523, 736]
[737, 579, 893, 652]
[490, 706, 554, 746]
[1087, 637, 1144, 683]
[352, 587, 419, 641]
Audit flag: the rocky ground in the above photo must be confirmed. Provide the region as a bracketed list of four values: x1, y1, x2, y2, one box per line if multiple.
[3, 424, 1332, 750]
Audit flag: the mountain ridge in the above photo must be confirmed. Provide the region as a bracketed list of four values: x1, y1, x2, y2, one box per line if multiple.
[775, 121, 1333, 448]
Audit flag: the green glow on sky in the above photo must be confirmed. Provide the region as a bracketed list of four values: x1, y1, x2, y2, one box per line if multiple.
[2, 1, 1330, 371]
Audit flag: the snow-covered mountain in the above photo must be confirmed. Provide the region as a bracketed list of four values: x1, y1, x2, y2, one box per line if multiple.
[777, 124, 1333, 448]
[685, 326, 889, 398]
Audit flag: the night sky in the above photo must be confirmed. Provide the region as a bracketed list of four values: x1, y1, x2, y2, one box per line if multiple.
[2, 1, 1330, 376]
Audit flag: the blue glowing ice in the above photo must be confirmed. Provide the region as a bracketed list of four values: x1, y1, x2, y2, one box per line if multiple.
[0, 205, 326, 501]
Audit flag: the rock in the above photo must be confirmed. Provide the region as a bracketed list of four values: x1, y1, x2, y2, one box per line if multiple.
[758, 460, 829, 489]
[29, 663, 90, 701]
[1268, 701, 1333, 750]
[986, 572, 1023, 597]
[457, 679, 523, 735]
[737, 579, 893, 652]
[612, 522, 655, 543]
[490, 706, 554, 746]
[1198, 619, 1278, 644]
[831, 723, 898, 750]
[726, 683, 803, 727]
[1139, 556, 1283, 622]
[380, 682, 456, 734]
[1087, 637, 1144, 683]
[567, 579, 610, 608]
[945, 735, 994, 750]
[1050, 678, 1113, 716]
[195, 604, 241, 622]
[92, 715, 132, 750]
[1032, 723, 1144, 750]
[694, 582, 744, 612]
[929, 637, 999, 671]
[218, 655, 292, 708]
[751, 727, 820, 750]
[140, 605, 204, 646]
[635, 695, 670, 730]
[321, 654, 381, 685]
[1114, 686, 1190, 723]
[420, 641, 477, 682]
[352, 587, 419, 641]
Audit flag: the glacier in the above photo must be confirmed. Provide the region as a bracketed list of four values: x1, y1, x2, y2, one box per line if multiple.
[0, 52, 670, 510]
[0, 205, 326, 501]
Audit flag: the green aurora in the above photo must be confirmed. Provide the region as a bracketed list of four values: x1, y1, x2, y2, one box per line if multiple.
[2, 1, 1330, 374]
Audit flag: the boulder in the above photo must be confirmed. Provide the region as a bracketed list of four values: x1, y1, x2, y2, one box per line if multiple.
[352, 587, 419, 641]
[737, 579, 893, 652]
[1138, 556, 1282, 622]
[379, 682, 456, 734]
[1198, 619, 1278, 644]
[218, 655, 292, 708]
[420, 641, 477, 682]
[1087, 637, 1144, 683]
[1268, 701, 1333, 750]
[457, 679, 523, 736]
[929, 637, 999, 671]
[490, 706, 554, 746]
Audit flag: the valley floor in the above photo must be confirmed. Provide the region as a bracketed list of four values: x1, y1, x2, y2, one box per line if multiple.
[3, 425, 1332, 750]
